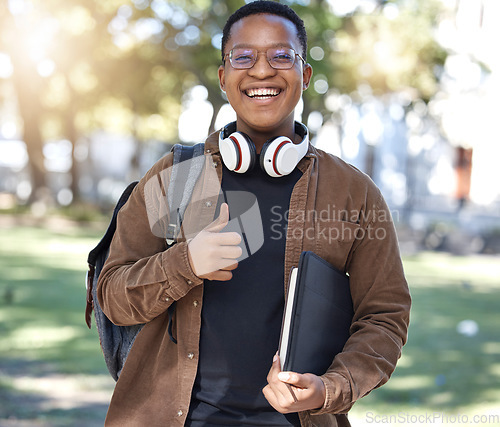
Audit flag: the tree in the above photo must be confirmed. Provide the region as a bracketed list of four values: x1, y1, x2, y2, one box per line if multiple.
[1, 6, 48, 202]
[0, 0, 449, 206]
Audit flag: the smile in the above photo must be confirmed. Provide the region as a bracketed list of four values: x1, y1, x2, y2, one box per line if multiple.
[245, 88, 281, 99]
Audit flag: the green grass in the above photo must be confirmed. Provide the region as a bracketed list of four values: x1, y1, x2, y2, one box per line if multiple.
[0, 225, 106, 374]
[350, 252, 500, 423]
[0, 221, 113, 426]
[1, 221, 499, 425]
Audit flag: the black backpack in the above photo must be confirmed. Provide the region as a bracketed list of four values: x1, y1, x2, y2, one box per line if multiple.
[85, 143, 205, 380]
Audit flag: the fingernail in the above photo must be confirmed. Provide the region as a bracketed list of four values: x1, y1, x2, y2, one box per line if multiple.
[273, 354, 278, 362]
[278, 372, 290, 382]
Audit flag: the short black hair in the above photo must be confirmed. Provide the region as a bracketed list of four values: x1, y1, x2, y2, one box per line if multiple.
[221, 1, 308, 63]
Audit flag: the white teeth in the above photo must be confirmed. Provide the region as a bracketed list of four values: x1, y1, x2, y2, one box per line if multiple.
[246, 88, 280, 97]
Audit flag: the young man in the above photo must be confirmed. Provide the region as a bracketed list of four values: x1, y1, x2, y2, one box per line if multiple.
[97, 2, 411, 426]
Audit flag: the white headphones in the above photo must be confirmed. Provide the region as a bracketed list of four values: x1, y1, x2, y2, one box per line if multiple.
[218, 122, 309, 178]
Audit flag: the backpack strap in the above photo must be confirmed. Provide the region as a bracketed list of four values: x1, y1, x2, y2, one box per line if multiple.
[165, 142, 205, 343]
[166, 142, 205, 245]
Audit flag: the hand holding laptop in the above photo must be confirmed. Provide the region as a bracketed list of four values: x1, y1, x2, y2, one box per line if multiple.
[262, 352, 326, 414]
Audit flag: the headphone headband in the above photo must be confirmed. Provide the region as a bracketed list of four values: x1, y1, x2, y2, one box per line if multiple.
[220, 122, 308, 142]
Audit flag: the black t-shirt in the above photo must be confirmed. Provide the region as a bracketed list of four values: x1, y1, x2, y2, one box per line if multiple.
[186, 158, 302, 426]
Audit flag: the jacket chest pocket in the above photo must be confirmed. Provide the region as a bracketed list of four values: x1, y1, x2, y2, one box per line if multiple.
[314, 220, 362, 271]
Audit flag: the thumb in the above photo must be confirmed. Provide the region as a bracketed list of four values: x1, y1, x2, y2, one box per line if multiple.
[277, 371, 310, 389]
[205, 202, 229, 233]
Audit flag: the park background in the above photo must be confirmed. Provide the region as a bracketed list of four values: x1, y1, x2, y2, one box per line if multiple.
[0, 0, 499, 425]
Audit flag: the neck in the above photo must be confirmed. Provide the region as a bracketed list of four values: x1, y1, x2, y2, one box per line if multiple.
[235, 120, 296, 154]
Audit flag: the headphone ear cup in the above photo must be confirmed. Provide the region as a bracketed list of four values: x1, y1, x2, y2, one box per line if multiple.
[260, 136, 295, 178]
[259, 137, 278, 175]
[220, 132, 257, 173]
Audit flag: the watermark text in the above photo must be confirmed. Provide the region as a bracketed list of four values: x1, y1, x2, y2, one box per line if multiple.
[365, 411, 500, 425]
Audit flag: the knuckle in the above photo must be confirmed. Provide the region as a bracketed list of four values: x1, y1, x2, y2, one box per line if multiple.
[278, 396, 293, 412]
[262, 385, 269, 397]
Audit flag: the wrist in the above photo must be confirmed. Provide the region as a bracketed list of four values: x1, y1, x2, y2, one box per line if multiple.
[315, 376, 327, 410]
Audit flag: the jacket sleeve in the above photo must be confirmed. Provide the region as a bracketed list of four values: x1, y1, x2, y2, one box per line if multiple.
[96, 159, 203, 326]
[312, 189, 411, 415]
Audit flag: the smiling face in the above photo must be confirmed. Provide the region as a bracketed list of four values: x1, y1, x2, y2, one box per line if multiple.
[218, 13, 312, 148]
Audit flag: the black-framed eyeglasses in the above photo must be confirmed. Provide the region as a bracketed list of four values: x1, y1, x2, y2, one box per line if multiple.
[223, 47, 305, 70]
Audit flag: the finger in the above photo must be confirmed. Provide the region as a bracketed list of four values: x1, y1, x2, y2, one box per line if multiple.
[217, 244, 243, 260]
[264, 355, 299, 412]
[264, 380, 295, 413]
[277, 371, 302, 403]
[220, 261, 239, 271]
[206, 270, 234, 281]
[210, 245, 241, 268]
[215, 231, 242, 246]
[262, 385, 279, 411]
[262, 384, 284, 412]
[273, 356, 299, 403]
[215, 259, 239, 273]
[205, 203, 229, 233]
[277, 371, 310, 389]
[200, 261, 238, 280]
[267, 353, 281, 383]
[263, 378, 289, 412]
[274, 353, 281, 369]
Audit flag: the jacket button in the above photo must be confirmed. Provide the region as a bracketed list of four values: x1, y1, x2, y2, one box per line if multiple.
[206, 149, 211, 154]
[164, 296, 171, 302]
[213, 162, 218, 168]
[205, 201, 212, 207]
[187, 352, 194, 359]
[177, 410, 183, 417]
[187, 280, 193, 286]
[193, 300, 199, 307]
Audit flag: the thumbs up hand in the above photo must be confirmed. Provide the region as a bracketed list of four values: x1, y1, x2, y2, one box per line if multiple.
[187, 203, 242, 281]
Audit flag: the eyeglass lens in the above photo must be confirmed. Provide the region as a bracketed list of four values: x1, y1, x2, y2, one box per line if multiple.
[230, 47, 298, 69]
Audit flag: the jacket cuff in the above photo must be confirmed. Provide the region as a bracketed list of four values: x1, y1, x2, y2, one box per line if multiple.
[160, 241, 202, 300]
[309, 372, 352, 415]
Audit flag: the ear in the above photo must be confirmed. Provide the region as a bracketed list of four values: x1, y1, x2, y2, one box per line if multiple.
[218, 65, 226, 92]
[302, 63, 313, 90]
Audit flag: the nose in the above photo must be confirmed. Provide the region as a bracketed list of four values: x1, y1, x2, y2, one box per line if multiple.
[248, 52, 277, 79]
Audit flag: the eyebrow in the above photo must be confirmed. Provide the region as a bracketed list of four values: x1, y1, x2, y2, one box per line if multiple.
[230, 43, 294, 50]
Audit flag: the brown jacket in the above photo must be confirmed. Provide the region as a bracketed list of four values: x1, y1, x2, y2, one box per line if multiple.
[97, 131, 411, 427]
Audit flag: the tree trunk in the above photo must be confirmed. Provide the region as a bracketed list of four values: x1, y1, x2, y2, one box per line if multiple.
[10, 54, 47, 203]
[67, 116, 81, 204]
[62, 85, 81, 204]
[22, 111, 46, 202]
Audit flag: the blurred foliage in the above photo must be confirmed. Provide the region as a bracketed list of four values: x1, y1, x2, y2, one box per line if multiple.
[0, 0, 448, 203]
[328, 1, 447, 100]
